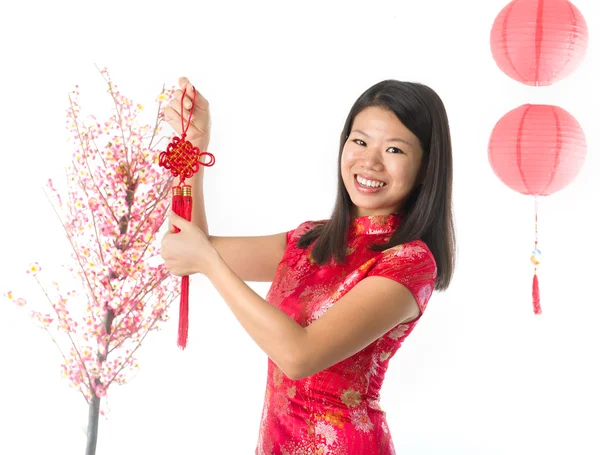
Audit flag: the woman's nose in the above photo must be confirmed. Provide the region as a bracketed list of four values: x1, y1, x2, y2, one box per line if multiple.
[359, 147, 384, 171]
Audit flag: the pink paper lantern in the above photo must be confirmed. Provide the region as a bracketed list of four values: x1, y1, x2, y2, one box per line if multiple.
[490, 0, 588, 86]
[488, 104, 587, 196]
[489, 104, 587, 315]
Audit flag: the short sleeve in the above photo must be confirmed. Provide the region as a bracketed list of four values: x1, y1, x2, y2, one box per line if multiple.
[286, 227, 296, 246]
[367, 240, 437, 313]
[285, 220, 326, 248]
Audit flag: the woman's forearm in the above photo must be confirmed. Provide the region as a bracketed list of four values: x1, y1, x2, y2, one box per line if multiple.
[208, 257, 306, 379]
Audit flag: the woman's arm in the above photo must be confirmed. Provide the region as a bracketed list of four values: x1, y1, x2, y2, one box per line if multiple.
[208, 259, 420, 380]
[162, 212, 421, 381]
[208, 233, 288, 282]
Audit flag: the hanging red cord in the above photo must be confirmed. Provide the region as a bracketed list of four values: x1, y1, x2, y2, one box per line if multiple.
[531, 196, 542, 315]
[159, 86, 215, 349]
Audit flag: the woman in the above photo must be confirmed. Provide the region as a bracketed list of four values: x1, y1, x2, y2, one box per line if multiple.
[161, 76, 455, 454]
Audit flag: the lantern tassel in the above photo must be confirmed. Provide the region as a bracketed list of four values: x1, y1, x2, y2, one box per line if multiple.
[532, 270, 541, 315]
[531, 196, 542, 315]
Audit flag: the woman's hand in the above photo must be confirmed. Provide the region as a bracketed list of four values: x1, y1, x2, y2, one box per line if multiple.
[161, 211, 222, 278]
[163, 77, 211, 150]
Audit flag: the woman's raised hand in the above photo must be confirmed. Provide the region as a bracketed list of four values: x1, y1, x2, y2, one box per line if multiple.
[163, 77, 211, 150]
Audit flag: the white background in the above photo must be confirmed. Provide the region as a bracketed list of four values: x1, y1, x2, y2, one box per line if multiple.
[0, 0, 598, 454]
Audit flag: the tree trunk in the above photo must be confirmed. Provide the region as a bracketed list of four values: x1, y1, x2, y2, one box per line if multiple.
[85, 392, 101, 455]
[85, 307, 112, 454]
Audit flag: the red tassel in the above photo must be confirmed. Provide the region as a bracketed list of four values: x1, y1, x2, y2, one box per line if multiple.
[182, 185, 193, 222]
[176, 185, 193, 349]
[532, 272, 541, 315]
[171, 186, 189, 349]
[178, 276, 189, 349]
[171, 187, 184, 233]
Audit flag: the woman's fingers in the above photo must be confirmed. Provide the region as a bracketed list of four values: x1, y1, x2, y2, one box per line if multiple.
[162, 106, 185, 134]
[162, 77, 211, 147]
[176, 87, 194, 110]
[177, 79, 202, 110]
[169, 91, 192, 117]
[179, 77, 191, 90]
[178, 78, 209, 111]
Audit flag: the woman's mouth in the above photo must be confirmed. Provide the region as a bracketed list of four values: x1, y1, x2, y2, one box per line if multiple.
[354, 174, 387, 193]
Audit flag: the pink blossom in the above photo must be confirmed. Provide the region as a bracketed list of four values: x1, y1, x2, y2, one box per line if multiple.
[5, 68, 179, 410]
[26, 263, 41, 276]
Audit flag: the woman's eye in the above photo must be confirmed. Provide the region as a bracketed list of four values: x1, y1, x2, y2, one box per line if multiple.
[388, 147, 404, 154]
[352, 139, 366, 146]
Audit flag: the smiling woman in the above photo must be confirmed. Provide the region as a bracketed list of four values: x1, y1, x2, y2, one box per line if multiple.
[160, 77, 455, 455]
[342, 106, 424, 217]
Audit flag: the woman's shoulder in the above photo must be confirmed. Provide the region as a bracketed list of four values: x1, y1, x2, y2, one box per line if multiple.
[286, 219, 327, 244]
[381, 239, 437, 271]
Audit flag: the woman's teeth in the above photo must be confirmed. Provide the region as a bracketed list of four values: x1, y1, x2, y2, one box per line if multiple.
[356, 175, 385, 188]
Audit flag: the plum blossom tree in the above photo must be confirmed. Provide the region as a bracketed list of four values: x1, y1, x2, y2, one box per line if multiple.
[4, 68, 179, 455]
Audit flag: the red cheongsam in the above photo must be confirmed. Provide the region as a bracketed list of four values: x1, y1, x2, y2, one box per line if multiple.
[256, 213, 437, 455]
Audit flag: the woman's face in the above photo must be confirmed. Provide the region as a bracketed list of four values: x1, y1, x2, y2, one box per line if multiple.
[341, 106, 424, 218]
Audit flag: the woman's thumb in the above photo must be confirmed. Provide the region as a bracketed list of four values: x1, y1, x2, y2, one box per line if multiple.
[179, 76, 190, 89]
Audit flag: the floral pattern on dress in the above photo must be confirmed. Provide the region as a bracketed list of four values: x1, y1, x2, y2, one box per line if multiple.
[256, 213, 437, 455]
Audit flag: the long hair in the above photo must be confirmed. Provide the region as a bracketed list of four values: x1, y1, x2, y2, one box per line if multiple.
[297, 80, 455, 291]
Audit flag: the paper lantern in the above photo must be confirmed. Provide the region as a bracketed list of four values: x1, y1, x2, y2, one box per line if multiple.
[488, 103, 587, 314]
[488, 104, 587, 196]
[490, 0, 588, 86]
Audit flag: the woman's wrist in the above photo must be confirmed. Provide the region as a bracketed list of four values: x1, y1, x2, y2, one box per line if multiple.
[206, 251, 229, 282]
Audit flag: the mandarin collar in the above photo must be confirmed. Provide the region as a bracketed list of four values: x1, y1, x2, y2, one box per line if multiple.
[349, 212, 402, 236]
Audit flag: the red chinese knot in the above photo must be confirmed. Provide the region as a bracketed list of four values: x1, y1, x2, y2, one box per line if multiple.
[159, 136, 214, 181]
[159, 86, 215, 183]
